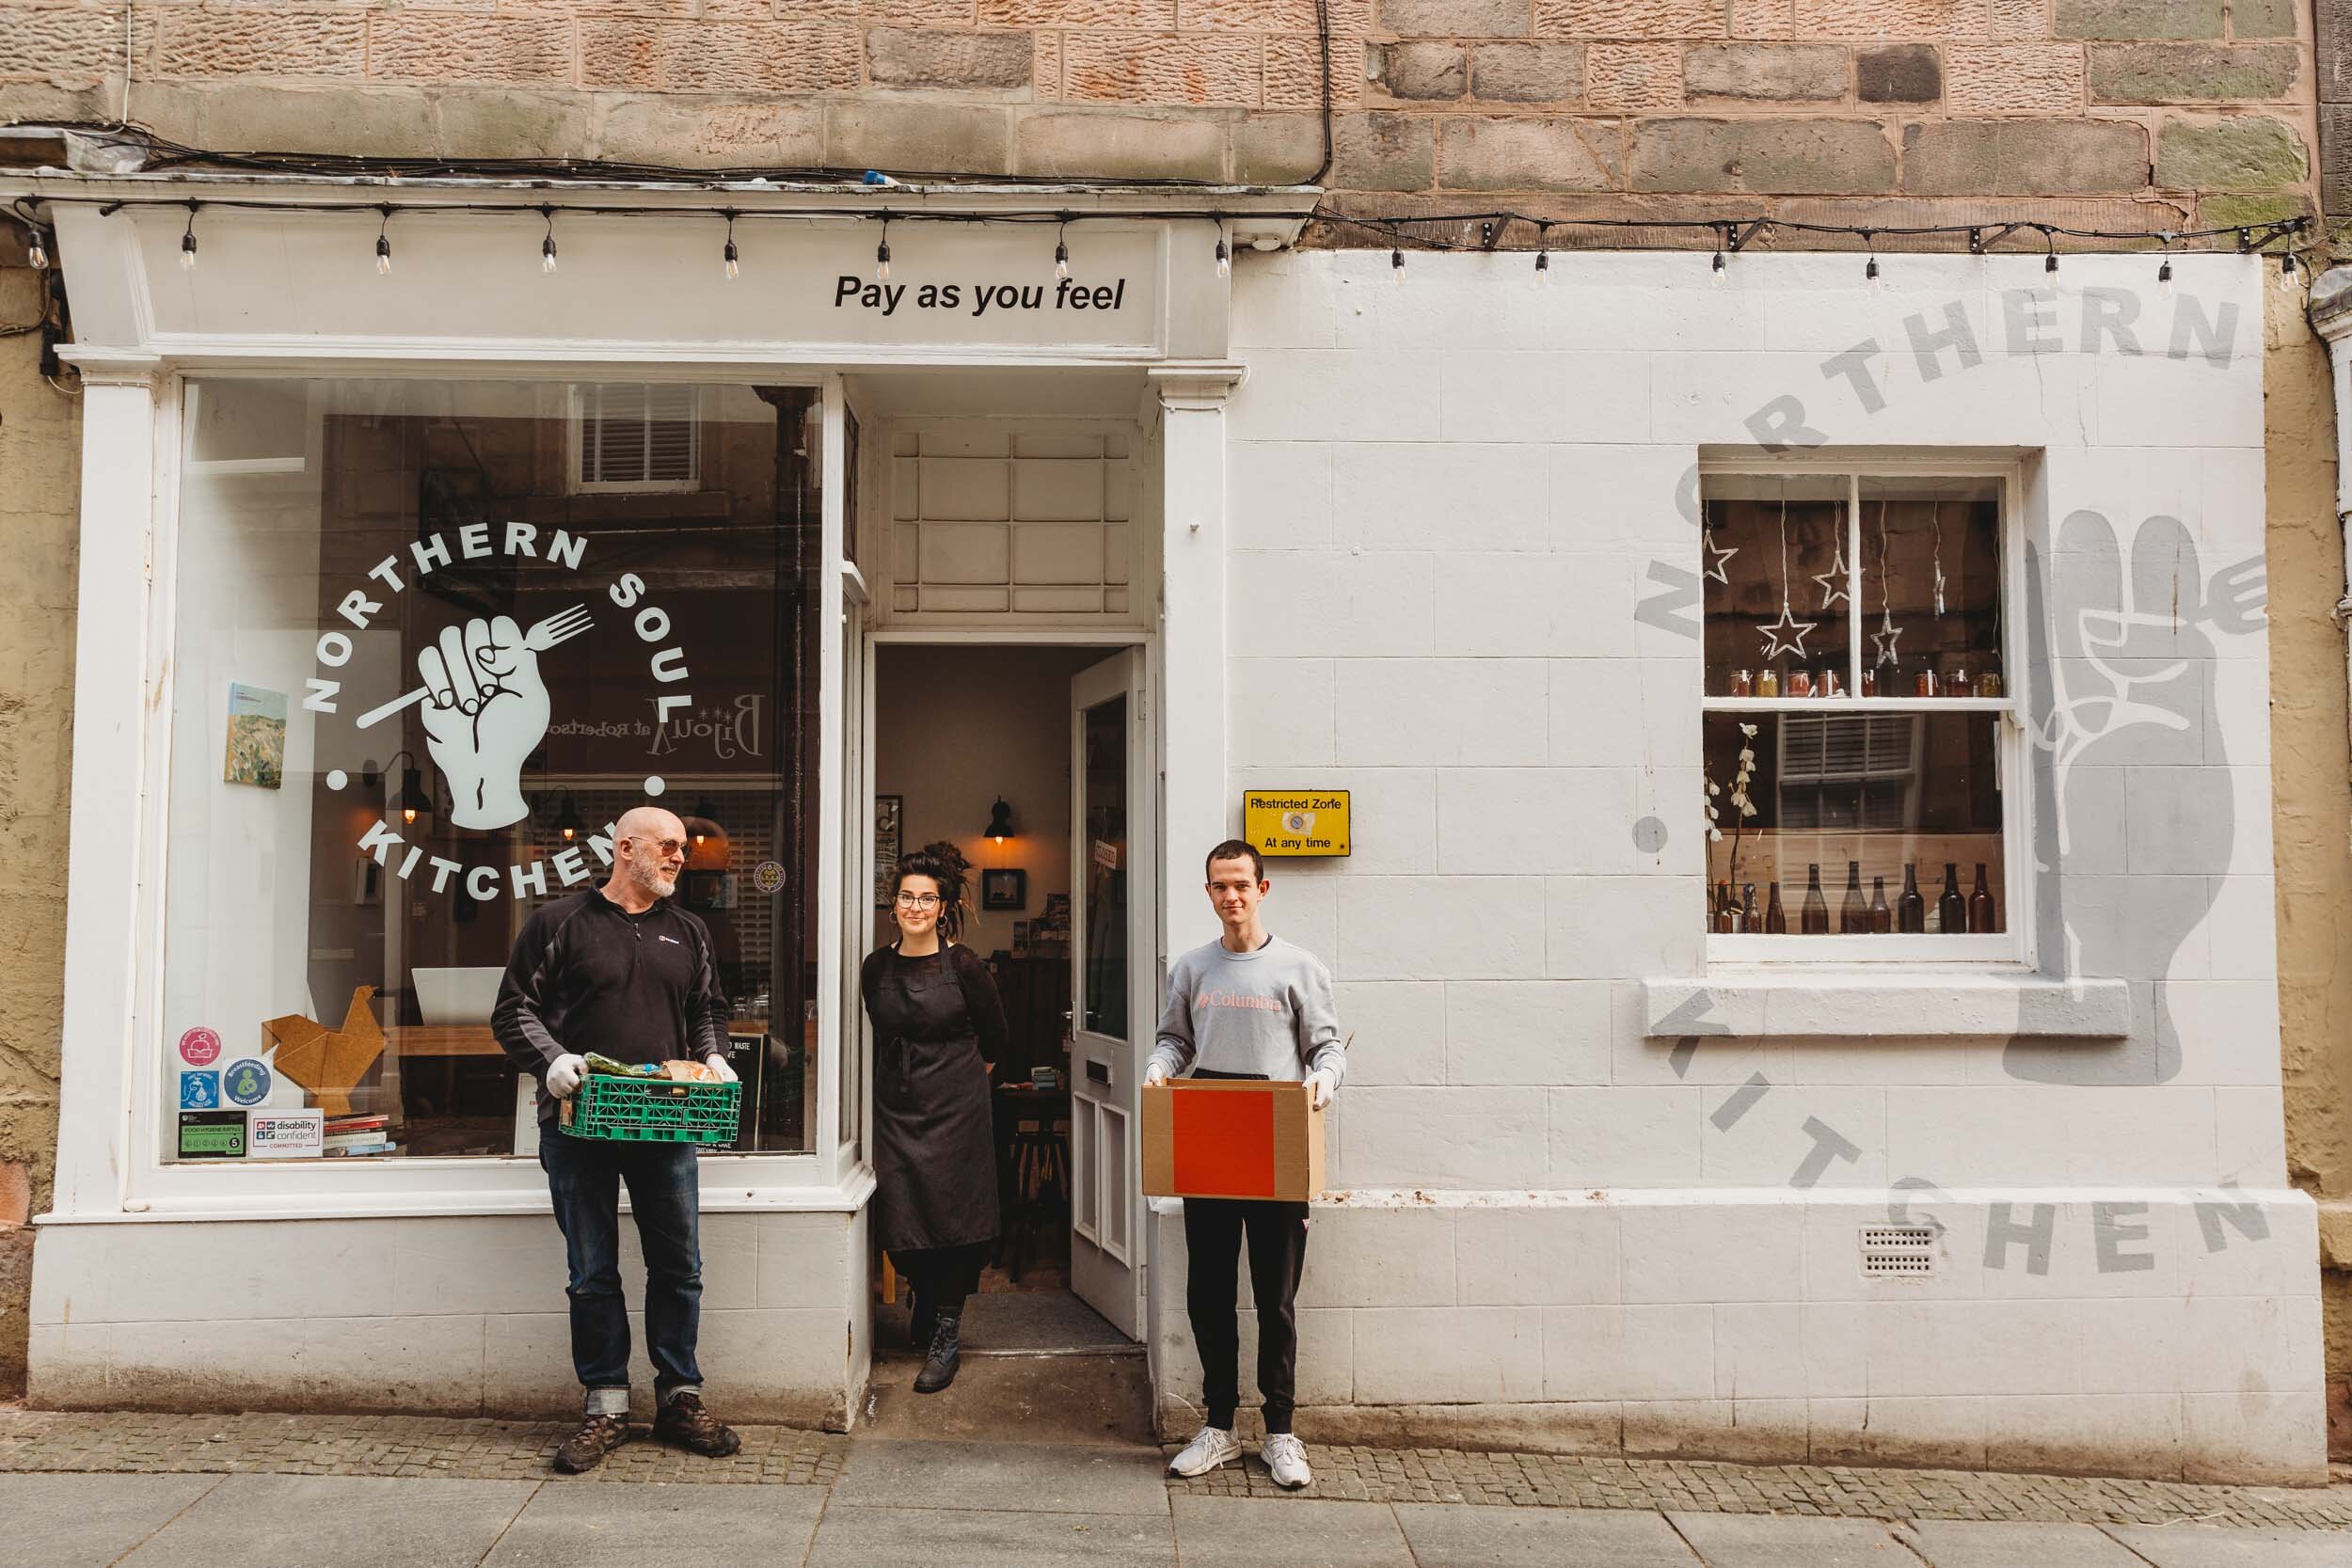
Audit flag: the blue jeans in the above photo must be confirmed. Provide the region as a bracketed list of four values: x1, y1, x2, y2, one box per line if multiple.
[539, 1127, 705, 1413]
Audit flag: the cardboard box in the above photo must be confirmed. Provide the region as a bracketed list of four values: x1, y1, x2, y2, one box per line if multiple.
[1141, 1080, 1325, 1202]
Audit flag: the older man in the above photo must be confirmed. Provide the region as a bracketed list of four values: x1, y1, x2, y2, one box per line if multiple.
[494, 803, 743, 1473]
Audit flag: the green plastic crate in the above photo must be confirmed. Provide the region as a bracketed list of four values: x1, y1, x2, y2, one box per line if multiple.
[561, 1073, 740, 1145]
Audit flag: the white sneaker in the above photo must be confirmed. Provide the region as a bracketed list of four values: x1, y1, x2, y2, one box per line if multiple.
[1262, 1432, 1312, 1490]
[1167, 1425, 1243, 1477]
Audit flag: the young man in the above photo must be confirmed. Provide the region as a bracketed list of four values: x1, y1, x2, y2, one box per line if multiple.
[1145, 839, 1346, 1490]
[494, 803, 744, 1474]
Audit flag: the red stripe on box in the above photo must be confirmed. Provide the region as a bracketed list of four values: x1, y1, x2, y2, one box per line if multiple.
[1171, 1085, 1278, 1198]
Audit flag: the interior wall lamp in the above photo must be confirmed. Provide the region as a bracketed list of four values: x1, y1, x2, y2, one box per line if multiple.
[983, 797, 1015, 845]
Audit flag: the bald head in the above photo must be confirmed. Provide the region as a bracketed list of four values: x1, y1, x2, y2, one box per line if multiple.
[605, 803, 687, 908]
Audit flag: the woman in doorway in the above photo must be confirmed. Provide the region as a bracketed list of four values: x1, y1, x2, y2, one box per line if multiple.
[862, 841, 1009, 1394]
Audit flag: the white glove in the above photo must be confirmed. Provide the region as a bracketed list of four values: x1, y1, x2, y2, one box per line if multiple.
[1306, 1068, 1337, 1111]
[704, 1053, 739, 1084]
[1143, 1060, 1168, 1087]
[546, 1053, 586, 1099]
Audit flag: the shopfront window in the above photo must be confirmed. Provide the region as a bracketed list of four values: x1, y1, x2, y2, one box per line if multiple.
[163, 378, 825, 1162]
[1700, 471, 2014, 948]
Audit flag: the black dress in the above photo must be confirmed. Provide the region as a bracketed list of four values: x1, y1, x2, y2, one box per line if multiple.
[862, 942, 1007, 1305]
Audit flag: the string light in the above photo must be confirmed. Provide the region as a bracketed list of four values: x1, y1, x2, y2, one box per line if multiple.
[539, 205, 556, 274]
[25, 227, 45, 270]
[875, 215, 890, 283]
[374, 204, 391, 275]
[2156, 232, 2173, 298]
[2280, 249, 2300, 293]
[1054, 218, 1070, 281]
[1215, 233, 1231, 277]
[179, 202, 196, 271]
[1710, 248, 1725, 284]
[1863, 231, 1881, 295]
[723, 211, 739, 280]
[1534, 221, 1549, 282]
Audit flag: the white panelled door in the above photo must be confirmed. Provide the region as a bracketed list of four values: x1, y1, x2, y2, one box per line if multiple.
[1068, 648, 1152, 1338]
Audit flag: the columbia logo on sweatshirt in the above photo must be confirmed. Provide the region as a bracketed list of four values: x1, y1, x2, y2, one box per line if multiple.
[1195, 988, 1285, 1014]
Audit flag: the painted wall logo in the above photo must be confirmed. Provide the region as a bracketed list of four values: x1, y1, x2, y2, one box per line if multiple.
[304, 523, 698, 904]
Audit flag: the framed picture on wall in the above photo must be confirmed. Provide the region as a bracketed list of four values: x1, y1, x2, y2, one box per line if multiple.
[874, 794, 902, 908]
[981, 868, 1027, 911]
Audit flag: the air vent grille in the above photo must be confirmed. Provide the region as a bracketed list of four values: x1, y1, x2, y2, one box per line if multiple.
[1860, 1225, 1937, 1277]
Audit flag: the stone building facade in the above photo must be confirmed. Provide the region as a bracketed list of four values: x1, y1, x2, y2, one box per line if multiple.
[0, 0, 2344, 1473]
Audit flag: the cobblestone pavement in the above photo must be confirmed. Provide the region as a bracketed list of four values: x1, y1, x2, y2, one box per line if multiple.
[0, 1409, 844, 1485]
[0, 1407, 2345, 1536]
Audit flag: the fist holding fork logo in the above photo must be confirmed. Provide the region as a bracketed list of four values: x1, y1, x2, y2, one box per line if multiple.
[358, 606, 596, 831]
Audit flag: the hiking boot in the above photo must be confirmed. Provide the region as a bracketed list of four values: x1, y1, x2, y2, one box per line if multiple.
[552, 1413, 630, 1474]
[653, 1392, 741, 1458]
[914, 1309, 962, 1394]
[1167, 1425, 1242, 1478]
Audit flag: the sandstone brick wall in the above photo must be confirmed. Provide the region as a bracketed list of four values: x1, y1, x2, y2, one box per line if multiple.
[0, 0, 2320, 224]
[0, 259, 75, 1399]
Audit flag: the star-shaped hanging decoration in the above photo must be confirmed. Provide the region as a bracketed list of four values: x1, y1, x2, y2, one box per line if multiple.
[1870, 612, 1903, 670]
[1759, 601, 1818, 663]
[1704, 530, 1739, 585]
[1812, 540, 1850, 611]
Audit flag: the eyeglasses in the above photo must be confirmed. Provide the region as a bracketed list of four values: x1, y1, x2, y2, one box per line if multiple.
[895, 892, 943, 909]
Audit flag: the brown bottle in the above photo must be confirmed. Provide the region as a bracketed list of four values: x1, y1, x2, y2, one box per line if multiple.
[1715, 880, 1739, 933]
[1800, 863, 1831, 934]
[1868, 876, 1892, 934]
[1968, 863, 1996, 934]
[1938, 862, 1965, 934]
[1764, 881, 1787, 933]
[1898, 863, 1926, 933]
[1838, 860, 1867, 933]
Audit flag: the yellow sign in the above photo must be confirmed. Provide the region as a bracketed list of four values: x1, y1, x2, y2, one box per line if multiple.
[1242, 790, 1352, 858]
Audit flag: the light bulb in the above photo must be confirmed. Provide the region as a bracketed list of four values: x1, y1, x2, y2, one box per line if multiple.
[1391, 245, 1404, 282]
[1711, 250, 1726, 285]
[27, 232, 46, 270]
[1055, 236, 1070, 280]
[375, 234, 391, 275]
[1864, 255, 1882, 294]
[541, 233, 557, 274]
[2044, 251, 2059, 278]
[402, 805, 418, 825]
[2280, 251, 2300, 292]
[2157, 258, 2173, 297]
[1534, 248, 1549, 283]
[723, 238, 739, 280]
[562, 825, 576, 842]
[180, 227, 197, 271]
[1215, 236, 1231, 277]
[876, 236, 890, 283]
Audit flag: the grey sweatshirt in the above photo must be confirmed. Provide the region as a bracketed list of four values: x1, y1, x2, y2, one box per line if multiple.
[1150, 933, 1347, 1089]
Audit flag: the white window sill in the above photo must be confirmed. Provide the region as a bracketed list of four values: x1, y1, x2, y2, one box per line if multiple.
[1642, 970, 2132, 1039]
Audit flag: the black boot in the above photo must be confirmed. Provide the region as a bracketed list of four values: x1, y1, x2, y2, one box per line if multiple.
[908, 1290, 936, 1352]
[914, 1308, 962, 1394]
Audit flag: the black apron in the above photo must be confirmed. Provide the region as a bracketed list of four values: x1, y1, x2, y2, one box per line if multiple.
[867, 945, 1000, 1252]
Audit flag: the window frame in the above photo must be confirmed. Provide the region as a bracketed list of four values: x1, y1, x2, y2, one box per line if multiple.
[113, 367, 860, 1221]
[566, 382, 705, 496]
[1699, 456, 2032, 967]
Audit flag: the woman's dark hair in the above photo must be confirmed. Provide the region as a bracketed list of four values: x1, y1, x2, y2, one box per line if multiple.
[893, 840, 972, 942]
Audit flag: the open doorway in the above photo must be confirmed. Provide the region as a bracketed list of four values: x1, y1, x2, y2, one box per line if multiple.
[868, 641, 1143, 1366]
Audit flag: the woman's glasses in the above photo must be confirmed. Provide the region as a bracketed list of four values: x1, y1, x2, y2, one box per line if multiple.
[895, 892, 943, 909]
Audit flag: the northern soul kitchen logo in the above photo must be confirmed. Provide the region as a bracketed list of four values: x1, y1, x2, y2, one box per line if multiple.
[307, 522, 694, 904]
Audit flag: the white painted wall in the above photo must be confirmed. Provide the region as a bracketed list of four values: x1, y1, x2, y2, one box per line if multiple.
[1172, 247, 2322, 1482]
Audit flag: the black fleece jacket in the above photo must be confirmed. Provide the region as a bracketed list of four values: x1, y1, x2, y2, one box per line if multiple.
[493, 888, 729, 1124]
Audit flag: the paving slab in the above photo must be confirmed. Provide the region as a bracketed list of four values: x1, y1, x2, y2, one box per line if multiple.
[116, 1475, 537, 1568]
[1667, 1511, 1922, 1568]
[806, 1503, 1175, 1567]
[1899, 1518, 2146, 1566]
[1395, 1501, 1700, 1565]
[1170, 1494, 1416, 1568]
[0, 1474, 220, 1568]
[2100, 1523, 2352, 1566]
[483, 1481, 827, 1565]
[831, 1438, 1168, 1514]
